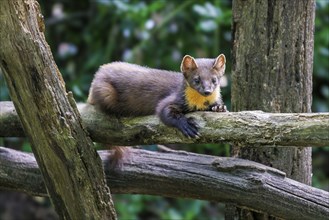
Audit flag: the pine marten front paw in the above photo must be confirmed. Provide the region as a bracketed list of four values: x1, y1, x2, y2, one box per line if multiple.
[211, 104, 228, 112]
[177, 117, 200, 138]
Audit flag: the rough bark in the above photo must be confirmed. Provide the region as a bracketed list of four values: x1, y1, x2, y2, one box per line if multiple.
[1, 101, 328, 147]
[230, 0, 315, 219]
[0, 147, 328, 220]
[0, 1, 116, 219]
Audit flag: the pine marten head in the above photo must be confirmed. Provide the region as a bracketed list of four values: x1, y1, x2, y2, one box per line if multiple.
[180, 54, 226, 110]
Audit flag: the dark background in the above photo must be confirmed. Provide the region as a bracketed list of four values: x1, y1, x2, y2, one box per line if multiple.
[0, 1, 328, 219]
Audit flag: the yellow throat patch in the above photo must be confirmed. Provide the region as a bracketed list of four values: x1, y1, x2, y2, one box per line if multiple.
[184, 86, 219, 111]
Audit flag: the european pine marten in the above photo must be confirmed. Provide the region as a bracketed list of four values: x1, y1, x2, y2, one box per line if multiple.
[88, 54, 227, 138]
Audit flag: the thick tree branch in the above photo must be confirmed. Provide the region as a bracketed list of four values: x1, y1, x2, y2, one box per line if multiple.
[0, 147, 328, 220]
[1, 101, 328, 146]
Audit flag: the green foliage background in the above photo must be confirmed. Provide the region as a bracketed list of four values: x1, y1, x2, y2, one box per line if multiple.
[0, 0, 328, 219]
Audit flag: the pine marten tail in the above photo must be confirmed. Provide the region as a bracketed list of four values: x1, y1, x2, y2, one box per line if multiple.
[108, 146, 128, 169]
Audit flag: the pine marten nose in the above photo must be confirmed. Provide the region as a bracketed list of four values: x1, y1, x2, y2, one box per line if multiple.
[204, 91, 211, 96]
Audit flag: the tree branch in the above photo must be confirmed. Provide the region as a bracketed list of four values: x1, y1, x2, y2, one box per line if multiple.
[1, 101, 328, 147]
[0, 147, 328, 220]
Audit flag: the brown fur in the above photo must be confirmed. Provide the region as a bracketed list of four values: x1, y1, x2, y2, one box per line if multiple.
[88, 62, 183, 116]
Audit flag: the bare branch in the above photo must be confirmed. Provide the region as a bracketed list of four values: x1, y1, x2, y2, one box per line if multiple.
[0, 147, 328, 220]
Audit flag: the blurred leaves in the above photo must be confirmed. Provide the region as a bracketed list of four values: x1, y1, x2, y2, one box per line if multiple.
[114, 194, 224, 220]
[314, 0, 329, 112]
[193, 3, 222, 19]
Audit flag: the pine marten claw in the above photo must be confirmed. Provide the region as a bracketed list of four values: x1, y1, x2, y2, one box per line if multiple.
[211, 104, 227, 112]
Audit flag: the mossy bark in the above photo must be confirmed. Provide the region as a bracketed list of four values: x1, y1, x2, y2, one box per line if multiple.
[0, 1, 117, 219]
[230, 0, 315, 219]
[1, 101, 329, 147]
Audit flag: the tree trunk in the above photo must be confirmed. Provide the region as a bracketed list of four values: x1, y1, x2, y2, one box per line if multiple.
[230, 0, 315, 218]
[0, 1, 117, 219]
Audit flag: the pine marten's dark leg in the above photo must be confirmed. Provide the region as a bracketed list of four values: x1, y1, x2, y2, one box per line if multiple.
[156, 94, 199, 138]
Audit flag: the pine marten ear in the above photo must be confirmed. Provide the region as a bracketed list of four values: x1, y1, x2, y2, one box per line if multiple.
[181, 55, 198, 76]
[213, 54, 226, 76]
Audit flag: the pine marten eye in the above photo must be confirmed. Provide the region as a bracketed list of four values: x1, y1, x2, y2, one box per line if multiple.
[212, 77, 217, 84]
[193, 77, 201, 85]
